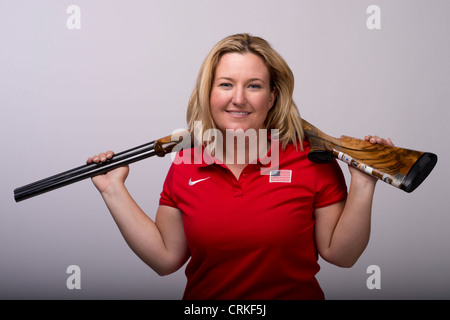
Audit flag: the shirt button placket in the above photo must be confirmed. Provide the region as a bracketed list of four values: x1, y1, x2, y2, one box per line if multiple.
[233, 172, 247, 197]
[233, 187, 243, 197]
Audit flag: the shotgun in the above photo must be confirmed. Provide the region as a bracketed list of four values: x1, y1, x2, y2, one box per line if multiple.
[13, 119, 437, 202]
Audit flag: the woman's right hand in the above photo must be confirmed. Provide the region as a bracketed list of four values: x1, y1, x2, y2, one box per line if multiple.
[86, 151, 130, 194]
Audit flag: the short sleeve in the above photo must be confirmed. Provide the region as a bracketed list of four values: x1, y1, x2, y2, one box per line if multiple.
[313, 159, 348, 209]
[159, 163, 178, 208]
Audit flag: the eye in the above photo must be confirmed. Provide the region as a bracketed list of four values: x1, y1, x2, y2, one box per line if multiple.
[218, 82, 232, 88]
[248, 84, 262, 89]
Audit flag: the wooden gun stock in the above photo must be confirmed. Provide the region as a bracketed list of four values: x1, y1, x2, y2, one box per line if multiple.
[302, 119, 438, 193]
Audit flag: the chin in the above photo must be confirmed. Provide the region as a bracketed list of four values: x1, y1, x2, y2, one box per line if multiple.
[225, 124, 252, 132]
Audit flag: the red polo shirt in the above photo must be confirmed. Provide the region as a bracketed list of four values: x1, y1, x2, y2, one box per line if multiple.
[159, 140, 347, 300]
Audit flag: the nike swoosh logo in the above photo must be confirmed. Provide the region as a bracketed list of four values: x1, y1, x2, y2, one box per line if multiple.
[188, 177, 210, 186]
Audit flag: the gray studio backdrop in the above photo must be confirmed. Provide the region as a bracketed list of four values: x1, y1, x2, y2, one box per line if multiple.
[1, 0, 449, 299]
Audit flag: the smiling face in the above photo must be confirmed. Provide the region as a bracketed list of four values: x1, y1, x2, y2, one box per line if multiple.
[210, 52, 276, 134]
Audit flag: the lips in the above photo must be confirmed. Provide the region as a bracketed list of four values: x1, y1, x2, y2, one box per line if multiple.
[226, 110, 251, 117]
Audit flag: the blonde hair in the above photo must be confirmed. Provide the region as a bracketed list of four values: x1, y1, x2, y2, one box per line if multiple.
[187, 33, 304, 149]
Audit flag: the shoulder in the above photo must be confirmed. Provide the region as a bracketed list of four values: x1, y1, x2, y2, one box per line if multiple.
[280, 139, 345, 182]
[170, 146, 206, 166]
[277, 139, 310, 165]
[166, 146, 213, 181]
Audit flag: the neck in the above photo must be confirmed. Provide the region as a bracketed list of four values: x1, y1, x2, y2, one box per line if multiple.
[220, 130, 270, 165]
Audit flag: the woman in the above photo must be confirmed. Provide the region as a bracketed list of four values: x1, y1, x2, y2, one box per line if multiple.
[87, 33, 393, 299]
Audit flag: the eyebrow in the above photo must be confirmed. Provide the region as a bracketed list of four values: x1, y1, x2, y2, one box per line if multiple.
[216, 77, 267, 84]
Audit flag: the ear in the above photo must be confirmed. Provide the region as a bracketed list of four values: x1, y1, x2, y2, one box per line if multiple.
[268, 87, 277, 110]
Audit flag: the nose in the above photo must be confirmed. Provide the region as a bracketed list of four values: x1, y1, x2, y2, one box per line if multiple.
[231, 86, 247, 106]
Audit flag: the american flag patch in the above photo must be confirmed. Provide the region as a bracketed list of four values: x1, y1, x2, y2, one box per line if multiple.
[269, 170, 292, 183]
